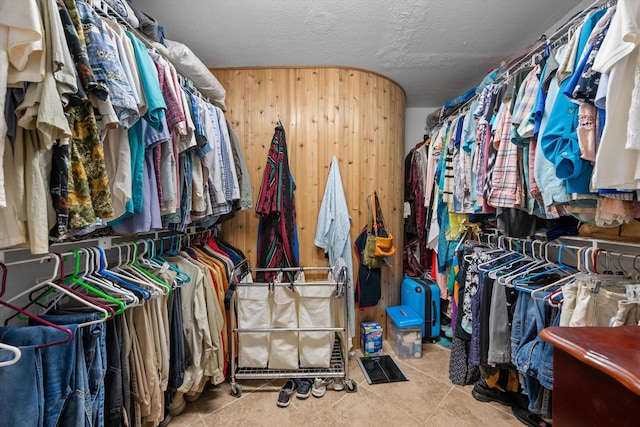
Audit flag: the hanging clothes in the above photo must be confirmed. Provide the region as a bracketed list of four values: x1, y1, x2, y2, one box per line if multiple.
[255, 123, 300, 281]
[314, 155, 355, 339]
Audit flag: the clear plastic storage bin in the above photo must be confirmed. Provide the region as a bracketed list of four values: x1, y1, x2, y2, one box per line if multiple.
[386, 305, 423, 359]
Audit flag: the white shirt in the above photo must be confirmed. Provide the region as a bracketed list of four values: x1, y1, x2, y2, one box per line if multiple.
[592, 0, 640, 189]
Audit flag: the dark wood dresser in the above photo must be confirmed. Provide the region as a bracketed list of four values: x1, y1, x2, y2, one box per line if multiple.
[540, 326, 640, 427]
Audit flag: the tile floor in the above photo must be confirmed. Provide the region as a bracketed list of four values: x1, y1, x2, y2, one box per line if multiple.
[169, 342, 523, 426]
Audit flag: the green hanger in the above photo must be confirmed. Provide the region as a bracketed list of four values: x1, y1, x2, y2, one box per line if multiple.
[64, 249, 126, 315]
[152, 236, 190, 287]
[129, 240, 172, 294]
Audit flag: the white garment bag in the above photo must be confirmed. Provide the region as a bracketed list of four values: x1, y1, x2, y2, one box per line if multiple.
[237, 273, 271, 368]
[268, 272, 299, 369]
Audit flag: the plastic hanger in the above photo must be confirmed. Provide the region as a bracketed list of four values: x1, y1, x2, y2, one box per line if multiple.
[8, 253, 116, 324]
[3, 254, 111, 327]
[91, 247, 150, 301]
[128, 241, 172, 294]
[482, 239, 536, 279]
[0, 262, 74, 349]
[152, 238, 190, 287]
[78, 248, 142, 305]
[113, 243, 169, 295]
[0, 342, 21, 366]
[496, 240, 560, 285]
[493, 241, 545, 284]
[531, 247, 586, 302]
[512, 244, 575, 284]
[64, 249, 126, 315]
[513, 244, 576, 293]
[577, 247, 635, 293]
[477, 248, 523, 272]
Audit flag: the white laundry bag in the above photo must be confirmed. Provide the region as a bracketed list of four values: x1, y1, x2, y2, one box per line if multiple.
[237, 273, 271, 368]
[268, 272, 300, 369]
[298, 272, 335, 368]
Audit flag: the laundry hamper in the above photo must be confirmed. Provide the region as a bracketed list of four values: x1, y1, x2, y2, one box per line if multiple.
[268, 272, 300, 369]
[236, 272, 270, 368]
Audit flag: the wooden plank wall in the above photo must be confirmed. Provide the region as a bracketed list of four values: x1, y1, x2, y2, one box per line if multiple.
[213, 67, 406, 347]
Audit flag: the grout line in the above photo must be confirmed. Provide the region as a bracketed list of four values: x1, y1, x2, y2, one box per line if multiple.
[487, 402, 518, 419]
[199, 381, 274, 417]
[395, 359, 453, 388]
[424, 385, 455, 423]
[330, 391, 350, 408]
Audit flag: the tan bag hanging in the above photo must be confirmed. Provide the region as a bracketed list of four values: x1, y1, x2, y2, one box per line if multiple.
[373, 192, 397, 257]
[362, 193, 384, 268]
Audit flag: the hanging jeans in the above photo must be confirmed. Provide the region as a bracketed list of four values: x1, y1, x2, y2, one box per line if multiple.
[42, 312, 107, 427]
[511, 292, 557, 415]
[0, 323, 79, 427]
[0, 342, 44, 426]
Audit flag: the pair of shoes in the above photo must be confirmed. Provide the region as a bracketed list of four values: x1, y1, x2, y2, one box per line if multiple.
[471, 384, 517, 407]
[277, 380, 297, 407]
[168, 391, 186, 416]
[293, 379, 312, 399]
[436, 336, 452, 349]
[312, 378, 328, 398]
[311, 378, 344, 398]
[158, 414, 173, 427]
[511, 405, 552, 427]
[184, 391, 202, 402]
[332, 380, 345, 391]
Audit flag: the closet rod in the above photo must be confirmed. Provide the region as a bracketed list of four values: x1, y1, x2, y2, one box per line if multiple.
[435, 0, 614, 127]
[497, 0, 613, 79]
[250, 266, 333, 272]
[0, 226, 210, 265]
[234, 282, 343, 290]
[2, 255, 57, 268]
[479, 232, 640, 273]
[95, 0, 212, 104]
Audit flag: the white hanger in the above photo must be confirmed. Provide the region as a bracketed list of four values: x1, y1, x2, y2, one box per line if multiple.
[493, 241, 545, 284]
[4, 254, 110, 328]
[113, 243, 167, 296]
[0, 342, 21, 367]
[75, 248, 135, 304]
[531, 247, 586, 301]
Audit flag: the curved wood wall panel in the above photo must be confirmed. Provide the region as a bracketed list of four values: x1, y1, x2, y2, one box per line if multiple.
[213, 67, 406, 346]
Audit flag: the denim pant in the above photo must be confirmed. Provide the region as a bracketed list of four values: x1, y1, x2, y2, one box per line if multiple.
[0, 323, 79, 427]
[511, 292, 555, 414]
[42, 312, 106, 427]
[0, 343, 44, 426]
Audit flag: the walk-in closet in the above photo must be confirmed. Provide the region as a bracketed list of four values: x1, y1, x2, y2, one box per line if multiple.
[1, 0, 638, 426]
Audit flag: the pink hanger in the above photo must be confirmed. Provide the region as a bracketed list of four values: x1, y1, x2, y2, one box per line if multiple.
[0, 262, 74, 349]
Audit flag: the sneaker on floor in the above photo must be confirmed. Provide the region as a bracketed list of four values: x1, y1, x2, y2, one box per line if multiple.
[311, 378, 327, 398]
[436, 336, 452, 349]
[294, 379, 312, 399]
[168, 391, 186, 416]
[471, 384, 517, 407]
[184, 391, 202, 402]
[511, 405, 552, 427]
[277, 379, 297, 407]
[158, 414, 173, 427]
[331, 380, 345, 391]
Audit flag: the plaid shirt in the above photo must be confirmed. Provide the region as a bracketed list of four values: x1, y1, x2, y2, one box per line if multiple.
[152, 55, 185, 132]
[488, 99, 522, 208]
[511, 65, 541, 142]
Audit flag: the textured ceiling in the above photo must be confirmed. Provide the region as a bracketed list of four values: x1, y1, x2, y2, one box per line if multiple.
[134, 0, 595, 108]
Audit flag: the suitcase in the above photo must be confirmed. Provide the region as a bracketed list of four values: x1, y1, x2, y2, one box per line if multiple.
[401, 275, 440, 339]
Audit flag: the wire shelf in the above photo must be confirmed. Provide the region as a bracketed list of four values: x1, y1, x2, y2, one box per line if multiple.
[234, 336, 345, 380]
